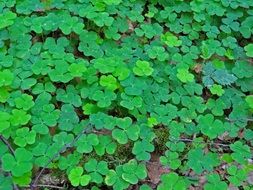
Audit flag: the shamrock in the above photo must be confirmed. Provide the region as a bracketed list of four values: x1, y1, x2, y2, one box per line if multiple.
[92, 89, 117, 108]
[120, 76, 147, 96]
[0, 87, 9, 103]
[68, 167, 91, 187]
[244, 44, 253, 57]
[105, 166, 129, 190]
[10, 109, 31, 126]
[197, 114, 224, 139]
[75, 134, 99, 153]
[0, 69, 14, 87]
[161, 32, 182, 47]
[132, 60, 153, 76]
[122, 159, 147, 184]
[120, 93, 143, 110]
[176, 68, 194, 83]
[147, 46, 169, 61]
[230, 141, 251, 164]
[157, 172, 187, 190]
[187, 148, 220, 174]
[204, 174, 228, 190]
[14, 94, 34, 111]
[246, 95, 253, 109]
[132, 140, 154, 161]
[100, 75, 118, 91]
[94, 135, 117, 156]
[2, 148, 33, 177]
[227, 165, 247, 186]
[0, 111, 10, 132]
[56, 85, 82, 107]
[14, 127, 36, 147]
[112, 117, 140, 144]
[58, 104, 79, 131]
[84, 158, 109, 184]
[160, 151, 181, 170]
[0, 11, 16, 29]
[210, 84, 224, 96]
[68, 62, 87, 77]
[58, 152, 82, 171]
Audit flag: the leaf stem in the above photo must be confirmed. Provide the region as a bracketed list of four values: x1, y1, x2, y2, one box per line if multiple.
[30, 125, 93, 190]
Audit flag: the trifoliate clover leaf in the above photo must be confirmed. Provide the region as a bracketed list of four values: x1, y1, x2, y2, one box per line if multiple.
[0, 111, 10, 133]
[132, 140, 154, 161]
[0, 87, 10, 103]
[160, 151, 181, 170]
[0, 11, 16, 29]
[232, 61, 253, 78]
[120, 93, 143, 110]
[112, 117, 140, 144]
[187, 148, 220, 174]
[245, 44, 253, 57]
[227, 165, 247, 187]
[157, 172, 187, 190]
[68, 63, 87, 77]
[75, 134, 99, 153]
[210, 84, 224, 96]
[58, 104, 79, 131]
[14, 127, 36, 147]
[10, 109, 31, 126]
[92, 89, 117, 108]
[56, 85, 82, 107]
[133, 60, 154, 77]
[161, 32, 182, 47]
[230, 141, 251, 164]
[68, 167, 91, 187]
[105, 166, 129, 190]
[197, 114, 224, 139]
[0, 69, 14, 87]
[246, 95, 253, 109]
[122, 159, 147, 184]
[84, 158, 109, 184]
[100, 75, 118, 91]
[94, 135, 117, 156]
[14, 94, 34, 111]
[177, 68, 194, 83]
[58, 152, 81, 171]
[204, 174, 228, 190]
[2, 148, 33, 177]
[147, 46, 169, 61]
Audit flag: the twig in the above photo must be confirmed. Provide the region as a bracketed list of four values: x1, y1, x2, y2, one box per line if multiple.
[30, 125, 93, 190]
[0, 135, 15, 155]
[171, 138, 230, 147]
[25, 184, 65, 189]
[0, 135, 20, 190]
[225, 117, 253, 122]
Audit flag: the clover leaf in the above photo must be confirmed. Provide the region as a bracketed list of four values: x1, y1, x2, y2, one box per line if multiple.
[157, 172, 187, 190]
[14, 127, 36, 147]
[0, 111, 10, 133]
[105, 166, 129, 190]
[132, 140, 154, 161]
[84, 158, 109, 184]
[14, 94, 34, 111]
[75, 134, 99, 153]
[177, 68, 194, 83]
[122, 159, 147, 184]
[0, 69, 14, 87]
[100, 75, 118, 91]
[133, 60, 154, 77]
[2, 148, 33, 177]
[204, 174, 228, 190]
[210, 84, 224, 96]
[112, 117, 140, 144]
[68, 167, 91, 187]
[245, 44, 253, 57]
[92, 89, 117, 108]
[10, 109, 31, 126]
[230, 141, 251, 164]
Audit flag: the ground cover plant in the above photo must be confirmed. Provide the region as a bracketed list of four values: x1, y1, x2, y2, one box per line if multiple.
[0, 0, 253, 189]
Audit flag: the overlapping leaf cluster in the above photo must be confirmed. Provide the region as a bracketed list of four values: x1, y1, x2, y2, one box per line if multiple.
[0, 0, 253, 189]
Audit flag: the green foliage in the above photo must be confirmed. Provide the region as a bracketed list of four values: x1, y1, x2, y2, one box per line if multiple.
[0, 0, 252, 189]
